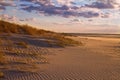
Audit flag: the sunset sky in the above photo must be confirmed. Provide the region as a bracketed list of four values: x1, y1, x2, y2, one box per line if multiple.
[0, 0, 120, 33]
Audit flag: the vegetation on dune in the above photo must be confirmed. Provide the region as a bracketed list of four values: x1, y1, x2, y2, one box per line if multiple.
[0, 51, 5, 65]
[16, 41, 28, 48]
[0, 20, 81, 47]
[0, 71, 4, 78]
[0, 20, 82, 78]
[0, 52, 5, 78]
[0, 20, 54, 35]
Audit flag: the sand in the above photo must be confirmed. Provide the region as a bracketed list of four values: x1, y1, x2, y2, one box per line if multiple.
[1, 35, 120, 80]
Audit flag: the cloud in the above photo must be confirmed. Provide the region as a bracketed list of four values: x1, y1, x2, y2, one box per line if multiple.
[0, 5, 5, 10]
[0, 0, 119, 18]
[101, 13, 110, 18]
[72, 19, 81, 22]
[0, 1, 15, 6]
[85, 2, 114, 9]
[56, 0, 74, 6]
[22, 5, 100, 18]
[79, 11, 99, 18]
[0, 1, 16, 10]
[88, 19, 93, 21]
[0, 14, 18, 21]
[25, 18, 36, 21]
[20, 0, 101, 18]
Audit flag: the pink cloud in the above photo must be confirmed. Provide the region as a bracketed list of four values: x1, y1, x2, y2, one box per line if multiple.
[0, 14, 18, 21]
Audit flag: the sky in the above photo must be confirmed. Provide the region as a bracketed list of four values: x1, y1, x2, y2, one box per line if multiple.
[0, 0, 120, 34]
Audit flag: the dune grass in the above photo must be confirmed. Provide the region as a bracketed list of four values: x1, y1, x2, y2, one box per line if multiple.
[16, 41, 28, 48]
[0, 20, 82, 78]
[0, 20, 81, 47]
[0, 51, 5, 64]
[0, 52, 5, 78]
[0, 20, 54, 35]
[0, 71, 4, 78]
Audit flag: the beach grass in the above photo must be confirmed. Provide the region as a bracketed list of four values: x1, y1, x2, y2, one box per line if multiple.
[0, 51, 5, 64]
[0, 71, 4, 78]
[0, 20, 80, 47]
[16, 42, 28, 48]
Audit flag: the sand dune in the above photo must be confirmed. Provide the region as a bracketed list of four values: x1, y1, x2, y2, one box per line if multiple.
[1, 35, 120, 80]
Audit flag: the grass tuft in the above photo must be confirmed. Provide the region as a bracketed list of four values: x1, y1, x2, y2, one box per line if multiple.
[0, 71, 4, 78]
[0, 51, 5, 65]
[16, 42, 28, 48]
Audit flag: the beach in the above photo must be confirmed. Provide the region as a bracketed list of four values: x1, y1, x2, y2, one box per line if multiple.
[1, 34, 120, 80]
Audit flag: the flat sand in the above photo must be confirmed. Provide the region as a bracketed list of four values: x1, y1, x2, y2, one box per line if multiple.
[1, 35, 120, 80]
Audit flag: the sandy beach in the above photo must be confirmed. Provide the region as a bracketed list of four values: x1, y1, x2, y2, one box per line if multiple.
[0, 0, 120, 79]
[1, 35, 120, 80]
[39, 36, 120, 80]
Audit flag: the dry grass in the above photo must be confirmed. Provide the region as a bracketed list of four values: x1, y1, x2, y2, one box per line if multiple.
[0, 20, 80, 47]
[55, 36, 80, 47]
[0, 52, 5, 78]
[0, 20, 54, 36]
[0, 38, 3, 45]
[44, 35, 82, 47]
[16, 41, 28, 48]
[0, 71, 4, 78]
[0, 52, 5, 65]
